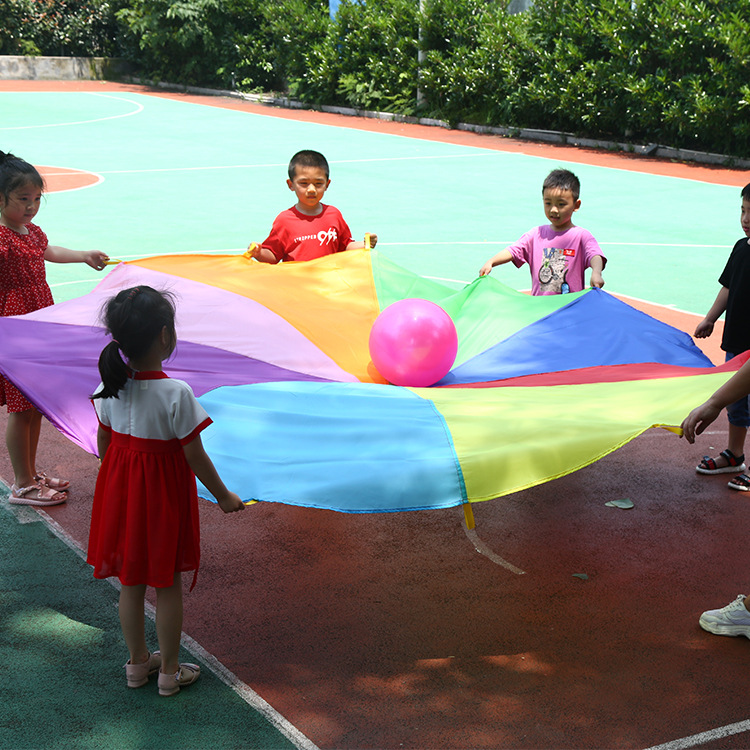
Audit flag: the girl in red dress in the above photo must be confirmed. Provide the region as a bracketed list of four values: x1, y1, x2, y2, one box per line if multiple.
[88, 285, 245, 696]
[0, 151, 109, 506]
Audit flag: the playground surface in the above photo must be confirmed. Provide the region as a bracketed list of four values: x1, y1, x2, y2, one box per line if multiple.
[2, 80, 750, 750]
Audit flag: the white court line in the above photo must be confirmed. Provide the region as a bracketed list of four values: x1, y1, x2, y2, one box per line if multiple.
[93, 152, 499, 175]
[3, 89, 743, 187]
[41, 164, 105, 193]
[643, 720, 750, 750]
[378, 240, 728, 248]
[42, 170, 106, 191]
[1, 493, 319, 750]
[0, 93, 144, 130]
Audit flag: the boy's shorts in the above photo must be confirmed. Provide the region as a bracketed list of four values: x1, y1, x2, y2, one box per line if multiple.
[726, 352, 750, 428]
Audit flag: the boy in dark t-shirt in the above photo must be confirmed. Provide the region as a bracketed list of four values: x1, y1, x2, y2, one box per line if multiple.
[694, 182, 750, 490]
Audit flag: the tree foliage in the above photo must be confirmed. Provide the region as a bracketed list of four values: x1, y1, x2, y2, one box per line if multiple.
[4, 0, 750, 157]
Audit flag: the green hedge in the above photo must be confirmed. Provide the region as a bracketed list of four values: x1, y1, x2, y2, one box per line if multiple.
[3, 0, 750, 158]
[0, 0, 125, 56]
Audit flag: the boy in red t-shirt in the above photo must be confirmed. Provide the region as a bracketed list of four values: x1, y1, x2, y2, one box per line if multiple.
[248, 149, 377, 263]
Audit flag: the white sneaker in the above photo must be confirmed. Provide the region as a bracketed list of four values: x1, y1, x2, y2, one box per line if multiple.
[699, 594, 750, 638]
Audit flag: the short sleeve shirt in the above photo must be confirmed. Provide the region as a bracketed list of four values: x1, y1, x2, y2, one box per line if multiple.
[94, 371, 211, 444]
[719, 236, 750, 354]
[262, 204, 354, 262]
[0, 222, 54, 316]
[507, 224, 605, 295]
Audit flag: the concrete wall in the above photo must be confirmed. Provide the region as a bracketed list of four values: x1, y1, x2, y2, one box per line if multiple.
[0, 55, 131, 80]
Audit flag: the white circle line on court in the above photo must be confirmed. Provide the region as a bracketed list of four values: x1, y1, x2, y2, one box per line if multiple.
[11, 501, 320, 750]
[0, 92, 144, 130]
[41, 165, 105, 193]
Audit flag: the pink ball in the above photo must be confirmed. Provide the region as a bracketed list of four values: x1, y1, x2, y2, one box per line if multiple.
[369, 299, 458, 387]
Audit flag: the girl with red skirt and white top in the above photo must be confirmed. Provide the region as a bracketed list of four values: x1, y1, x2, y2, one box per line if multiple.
[88, 285, 245, 696]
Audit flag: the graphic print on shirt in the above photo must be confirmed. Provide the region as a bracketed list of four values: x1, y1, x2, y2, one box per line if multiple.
[293, 227, 339, 248]
[538, 247, 575, 294]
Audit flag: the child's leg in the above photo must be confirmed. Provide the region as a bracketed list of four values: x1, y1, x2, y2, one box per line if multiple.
[27, 408, 42, 476]
[719, 356, 749, 465]
[6, 408, 37, 488]
[728, 422, 748, 459]
[696, 398, 749, 473]
[155, 573, 183, 675]
[119, 583, 149, 665]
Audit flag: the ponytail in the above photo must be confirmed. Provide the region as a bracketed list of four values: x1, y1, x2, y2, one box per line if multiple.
[92, 341, 129, 399]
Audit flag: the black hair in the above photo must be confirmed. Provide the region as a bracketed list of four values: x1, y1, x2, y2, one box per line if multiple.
[0, 150, 45, 201]
[542, 169, 581, 201]
[92, 286, 177, 399]
[288, 149, 329, 180]
[742, 183, 750, 201]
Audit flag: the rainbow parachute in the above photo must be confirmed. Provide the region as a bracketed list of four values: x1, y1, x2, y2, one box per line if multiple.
[0, 249, 739, 514]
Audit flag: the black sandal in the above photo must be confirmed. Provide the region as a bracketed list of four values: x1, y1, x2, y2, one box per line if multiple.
[696, 449, 746, 475]
[728, 473, 750, 491]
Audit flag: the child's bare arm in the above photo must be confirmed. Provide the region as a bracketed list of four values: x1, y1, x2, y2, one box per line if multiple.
[97, 426, 111, 460]
[346, 233, 378, 251]
[682, 356, 750, 442]
[247, 242, 279, 264]
[589, 255, 605, 288]
[695, 286, 729, 338]
[479, 249, 513, 276]
[45, 245, 109, 270]
[183, 435, 245, 513]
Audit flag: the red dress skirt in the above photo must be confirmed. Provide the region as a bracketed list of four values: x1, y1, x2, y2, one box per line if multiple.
[0, 223, 54, 412]
[87, 432, 201, 588]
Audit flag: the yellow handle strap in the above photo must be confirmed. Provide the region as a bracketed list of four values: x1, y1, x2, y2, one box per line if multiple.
[656, 424, 683, 436]
[463, 501, 475, 531]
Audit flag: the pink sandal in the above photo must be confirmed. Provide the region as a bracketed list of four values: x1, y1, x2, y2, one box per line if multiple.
[9, 483, 67, 507]
[125, 651, 162, 688]
[158, 663, 201, 696]
[35, 472, 70, 491]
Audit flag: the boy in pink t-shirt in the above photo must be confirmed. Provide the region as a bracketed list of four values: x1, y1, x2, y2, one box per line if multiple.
[248, 150, 378, 263]
[479, 169, 606, 295]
